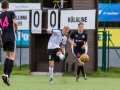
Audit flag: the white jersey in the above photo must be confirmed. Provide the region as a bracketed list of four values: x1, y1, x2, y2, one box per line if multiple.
[47, 29, 67, 49]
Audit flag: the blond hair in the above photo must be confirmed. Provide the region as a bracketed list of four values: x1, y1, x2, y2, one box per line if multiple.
[63, 26, 70, 31]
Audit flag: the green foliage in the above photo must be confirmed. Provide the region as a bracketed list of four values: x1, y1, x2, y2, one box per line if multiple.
[99, 0, 120, 3]
[0, 65, 120, 78]
[99, 22, 120, 27]
[7, 0, 40, 3]
[0, 64, 30, 75]
[64, 67, 120, 78]
[99, 0, 109, 3]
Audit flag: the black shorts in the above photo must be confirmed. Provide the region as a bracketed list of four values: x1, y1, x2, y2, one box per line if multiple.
[47, 48, 61, 61]
[72, 48, 85, 60]
[3, 41, 16, 52]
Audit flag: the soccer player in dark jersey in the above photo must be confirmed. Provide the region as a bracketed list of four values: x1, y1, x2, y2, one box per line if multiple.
[46, 26, 70, 83]
[0, 0, 18, 86]
[68, 22, 88, 82]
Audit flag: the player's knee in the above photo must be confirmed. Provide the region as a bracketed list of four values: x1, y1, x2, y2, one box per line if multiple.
[56, 51, 62, 56]
[50, 64, 54, 67]
[9, 52, 16, 60]
[49, 62, 54, 67]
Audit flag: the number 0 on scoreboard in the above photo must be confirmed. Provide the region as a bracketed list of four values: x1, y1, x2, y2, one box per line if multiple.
[31, 10, 42, 34]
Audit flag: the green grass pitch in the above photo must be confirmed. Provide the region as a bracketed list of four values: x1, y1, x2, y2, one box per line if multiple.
[0, 75, 120, 90]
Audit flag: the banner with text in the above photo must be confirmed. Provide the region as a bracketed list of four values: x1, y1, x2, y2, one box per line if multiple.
[0, 30, 30, 47]
[0, 11, 29, 30]
[60, 10, 96, 29]
[16, 30, 30, 46]
[99, 4, 120, 22]
[98, 29, 120, 47]
[0, 3, 41, 11]
[1, 29, 119, 47]
[15, 11, 30, 30]
[0, 11, 30, 47]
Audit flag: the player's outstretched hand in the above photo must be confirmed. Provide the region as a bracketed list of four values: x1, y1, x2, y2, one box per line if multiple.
[81, 45, 86, 49]
[80, 61, 84, 66]
[72, 42, 77, 47]
[78, 59, 84, 66]
[46, 29, 52, 34]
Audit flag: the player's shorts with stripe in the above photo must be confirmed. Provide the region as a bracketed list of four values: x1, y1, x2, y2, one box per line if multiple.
[47, 48, 61, 61]
[3, 41, 16, 52]
[72, 48, 85, 60]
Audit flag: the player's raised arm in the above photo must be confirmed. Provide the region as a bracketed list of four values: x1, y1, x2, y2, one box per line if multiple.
[61, 36, 67, 55]
[68, 37, 73, 45]
[46, 29, 62, 34]
[68, 37, 77, 47]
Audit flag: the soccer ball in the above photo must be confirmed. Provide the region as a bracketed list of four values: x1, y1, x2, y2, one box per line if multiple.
[80, 54, 89, 63]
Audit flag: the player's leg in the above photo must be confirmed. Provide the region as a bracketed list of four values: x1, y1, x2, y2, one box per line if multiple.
[3, 58, 9, 74]
[2, 51, 10, 85]
[1, 42, 10, 86]
[76, 57, 81, 82]
[80, 65, 87, 80]
[72, 49, 81, 82]
[76, 63, 80, 82]
[6, 51, 15, 78]
[47, 49, 55, 83]
[2, 43, 9, 75]
[4, 41, 16, 86]
[55, 48, 68, 61]
[79, 49, 87, 80]
[49, 60, 54, 83]
[3, 51, 15, 86]
[6, 41, 15, 78]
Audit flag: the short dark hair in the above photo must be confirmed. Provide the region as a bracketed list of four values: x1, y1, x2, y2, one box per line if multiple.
[1, 0, 9, 9]
[78, 22, 84, 26]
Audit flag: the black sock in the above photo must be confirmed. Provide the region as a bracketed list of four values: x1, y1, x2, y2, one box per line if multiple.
[6, 60, 14, 78]
[77, 65, 80, 77]
[4, 58, 9, 74]
[80, 66, 85, 76]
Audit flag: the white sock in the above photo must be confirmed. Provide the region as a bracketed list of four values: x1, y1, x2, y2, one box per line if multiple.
[59, 54, 65, 60]
[49, 67, 53, 79]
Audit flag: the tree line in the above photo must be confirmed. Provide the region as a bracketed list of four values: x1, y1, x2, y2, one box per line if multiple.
[4, 0, 40, 3]
[0, 0, 119, 3]
[99, 0, 120, 3]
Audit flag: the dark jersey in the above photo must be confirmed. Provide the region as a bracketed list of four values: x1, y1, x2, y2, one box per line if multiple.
[70, 31, 87, 51]
[0, 11, 16, 43]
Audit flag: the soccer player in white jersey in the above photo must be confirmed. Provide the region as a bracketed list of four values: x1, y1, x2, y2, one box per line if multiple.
[46, 26, 70, 83]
